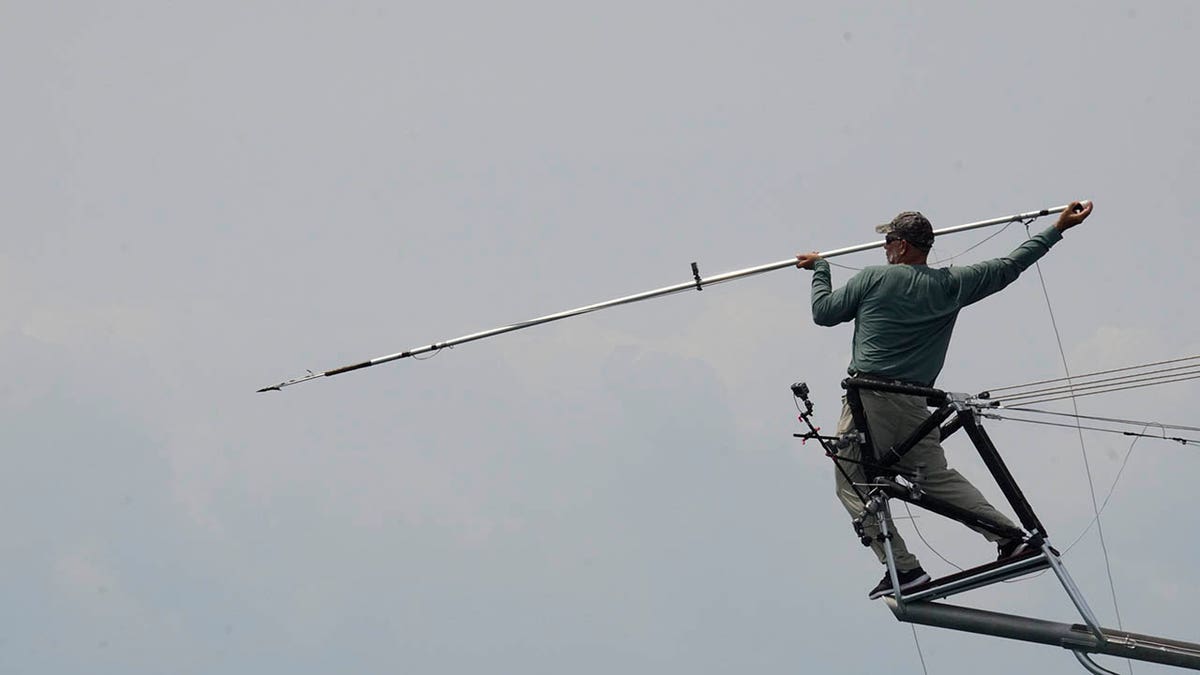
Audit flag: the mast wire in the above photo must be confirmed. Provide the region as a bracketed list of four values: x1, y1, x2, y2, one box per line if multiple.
[1027, 223, 1131, 674]
[1000, 407, 1200, 433]
[993, 365, 1200, 403]
[998, 372, 1200, 407]
[911, 624, 931, 675]
[985, 354, 1200, 394]
[981, 413, 1198, 446]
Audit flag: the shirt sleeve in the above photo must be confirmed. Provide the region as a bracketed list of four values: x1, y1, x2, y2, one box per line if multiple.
[810, 259, 868, 326]
[953, 226, 1064, 307]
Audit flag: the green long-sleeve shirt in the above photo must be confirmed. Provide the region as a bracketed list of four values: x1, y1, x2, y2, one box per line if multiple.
[810, 226, 1063, 386]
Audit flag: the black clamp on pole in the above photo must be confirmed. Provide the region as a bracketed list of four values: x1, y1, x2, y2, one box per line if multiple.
[691, 262, 703, 290]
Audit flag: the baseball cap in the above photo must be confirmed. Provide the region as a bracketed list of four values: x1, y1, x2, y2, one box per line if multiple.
[875, 211, 934, 250]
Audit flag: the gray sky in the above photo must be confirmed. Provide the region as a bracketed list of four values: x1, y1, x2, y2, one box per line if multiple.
[4, 2, 1198, 674]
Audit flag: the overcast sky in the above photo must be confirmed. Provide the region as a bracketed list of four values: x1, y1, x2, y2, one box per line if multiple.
[3, 2, 1198, 674]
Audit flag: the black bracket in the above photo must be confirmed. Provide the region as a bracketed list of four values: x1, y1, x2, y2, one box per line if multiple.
[840, 376, 1048, 539]
[691, 261, 703, 290]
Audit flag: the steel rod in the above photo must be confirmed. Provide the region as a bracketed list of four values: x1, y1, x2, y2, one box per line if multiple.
[258, 203, 1071, 391]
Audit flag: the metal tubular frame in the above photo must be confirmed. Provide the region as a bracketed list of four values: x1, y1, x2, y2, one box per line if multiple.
[836, 377, 1200, 672]
[841, 376, 1043, 541]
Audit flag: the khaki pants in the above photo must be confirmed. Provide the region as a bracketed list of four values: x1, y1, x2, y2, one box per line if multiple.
[834, 388, 1018, 571]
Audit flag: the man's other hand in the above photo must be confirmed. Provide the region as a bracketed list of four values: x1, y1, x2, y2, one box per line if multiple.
[796, 251, 822, 269]
[1055, 200, 1093, 232]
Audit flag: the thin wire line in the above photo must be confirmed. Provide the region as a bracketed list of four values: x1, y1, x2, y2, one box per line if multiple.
[985, 354, 1200, 394]
[1006, 373, 1200, 406]
[1001, 407, 1200, 433]
[1061, 431, 1144, 556]
[993, 365, 1200, 401]
[931, 220, 1018, 266]
[1028, 246, 1131, 674]
[982, 414, 1198, 446]
[903, 502, 964, 571]
[910, 624, 930, 675]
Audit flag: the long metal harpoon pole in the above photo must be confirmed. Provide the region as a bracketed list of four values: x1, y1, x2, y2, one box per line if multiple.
[257, 204, 1071, 392]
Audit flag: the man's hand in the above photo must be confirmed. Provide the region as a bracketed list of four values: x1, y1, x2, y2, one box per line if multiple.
[795, 251, 822, 270]
[1055, 200, 1093, 232]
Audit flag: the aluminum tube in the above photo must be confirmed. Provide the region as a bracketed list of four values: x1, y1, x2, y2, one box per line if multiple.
[259, 204, 1073, 391]
[884, 596, 1096, 648]
[683, 205, 1072, 290]
[361, 203, 1073, 367]
[884, 598, 1200, 670]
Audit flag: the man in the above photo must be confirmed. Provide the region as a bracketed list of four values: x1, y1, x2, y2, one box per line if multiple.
[795, 200, 1093, 599]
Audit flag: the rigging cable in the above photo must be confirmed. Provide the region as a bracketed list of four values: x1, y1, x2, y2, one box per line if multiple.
[981, 413, 1198, 446]
[998, 371, 1200, 407]
[1027, 224, 1131, 674]
[1000, 407, 1200, 433]
[994, 362, 1200, 398]
[910, 624, 931, 675]
[1059, 431, 1145, 556]
[904, 502, 964, 572]
[992, 365, 1200, 405]
[985, 354, 1200, 395]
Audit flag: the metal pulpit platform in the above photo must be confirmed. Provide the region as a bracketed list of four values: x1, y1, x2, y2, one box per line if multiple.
[792, 377, 1200, 673]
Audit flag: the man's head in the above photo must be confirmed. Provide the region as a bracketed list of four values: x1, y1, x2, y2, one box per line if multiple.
[876, 211, 933, 264]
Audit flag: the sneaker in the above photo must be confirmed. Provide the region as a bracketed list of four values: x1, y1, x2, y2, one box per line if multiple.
[867, 567, 931, 600]
[997, 539, 1032, 561]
